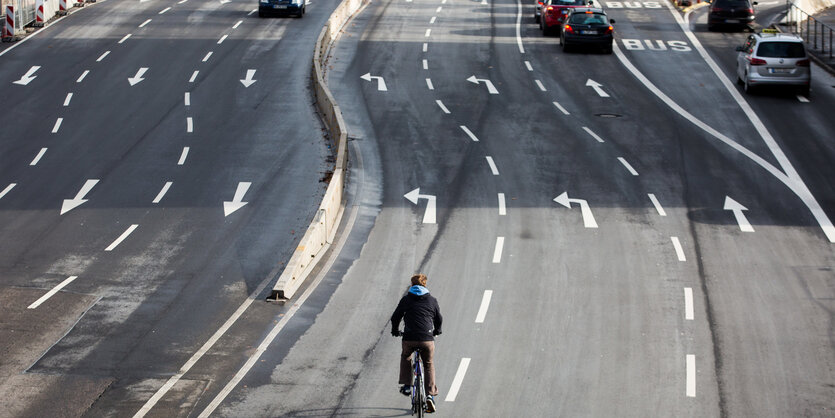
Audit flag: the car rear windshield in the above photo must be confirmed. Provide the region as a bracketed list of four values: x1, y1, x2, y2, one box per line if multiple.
[757, 42, 805, 58]
[714, 0, 750, 7]
[569, 13, 608, 24]
[555, 0, 586, 5]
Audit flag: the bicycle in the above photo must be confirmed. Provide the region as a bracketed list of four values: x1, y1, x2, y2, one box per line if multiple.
[408, 347, 427, 417]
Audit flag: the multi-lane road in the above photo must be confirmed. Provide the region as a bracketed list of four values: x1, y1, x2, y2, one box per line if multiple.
[1, 0, 833, 416]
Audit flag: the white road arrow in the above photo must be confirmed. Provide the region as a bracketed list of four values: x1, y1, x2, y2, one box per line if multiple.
[128, 67, 149, 86]
[553, 191, 598, 228]
[360, 73, 388, 91]
[404, 187, 436, 224]
[240, 69, 257, 87]
[723, 196, 754, 232]
[466, 75, 499, 94]
[585, 79, 610, 98]
[61, 179, 99, 215]
[12, 66, 41, 85]
[224, 182, 252, 216]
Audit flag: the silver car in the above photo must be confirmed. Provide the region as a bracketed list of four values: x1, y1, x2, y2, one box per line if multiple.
[736, 31, 811, 96]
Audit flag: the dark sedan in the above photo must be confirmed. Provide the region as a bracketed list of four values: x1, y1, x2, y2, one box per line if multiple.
[560, 8, 615, 53]
[259, 0, 305, 17]
[708, 0, 756, 31]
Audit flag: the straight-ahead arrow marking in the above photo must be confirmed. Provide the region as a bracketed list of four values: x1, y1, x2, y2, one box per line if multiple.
[13, 66, 41, 85]
[404, 187, 436, 224]
[466, 75, 499, 94]
[240, 69, 257, 87]
[554, 191, 598, 228]
[128, 67, 149, 86]
[360, 73, 387, 91]
[224, 182, 252, 216]
[585, 79, 610, 98]
[61, 179, 99, 215]
[724, 196, 754, 232]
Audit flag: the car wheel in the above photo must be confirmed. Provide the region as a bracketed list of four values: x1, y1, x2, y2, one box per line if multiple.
[561, 38, 569, 52]
[707, 24, 715, 31]
[800, 85, 810, 97]
[605, 43, 613, 54]
[299, 5, 305, 17]
[258, 10, 265, 17]
[535, 15, 540, 23]
[743, 73, 754, 94]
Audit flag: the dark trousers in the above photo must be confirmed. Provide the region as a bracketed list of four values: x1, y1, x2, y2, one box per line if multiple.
[399, 340, 438, 396]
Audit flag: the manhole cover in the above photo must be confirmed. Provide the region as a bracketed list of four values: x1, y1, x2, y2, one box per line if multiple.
[595, 113, 622, 118]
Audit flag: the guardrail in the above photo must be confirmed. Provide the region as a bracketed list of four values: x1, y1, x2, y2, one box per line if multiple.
[268, 0, 368, 301]
[785, 0, 834, 62]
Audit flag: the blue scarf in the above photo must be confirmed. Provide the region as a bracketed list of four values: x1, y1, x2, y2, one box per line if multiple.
[409, 285, 429, 296]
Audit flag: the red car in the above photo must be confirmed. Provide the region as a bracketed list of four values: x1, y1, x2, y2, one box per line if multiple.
[540, 0, 591, 36]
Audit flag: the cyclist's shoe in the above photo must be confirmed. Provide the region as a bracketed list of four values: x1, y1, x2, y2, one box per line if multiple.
[399, 385, 411, 396]
[426, 395, 436, 413]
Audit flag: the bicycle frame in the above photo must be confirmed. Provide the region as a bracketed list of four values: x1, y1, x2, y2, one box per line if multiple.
[411, 350, 426, 417]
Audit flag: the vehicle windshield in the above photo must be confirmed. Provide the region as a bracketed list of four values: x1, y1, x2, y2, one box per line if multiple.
[555, 0, 586, 5]
[757, 42, 805, 58]
[569, 13, 608, 24]
[714, 0, 750, 7]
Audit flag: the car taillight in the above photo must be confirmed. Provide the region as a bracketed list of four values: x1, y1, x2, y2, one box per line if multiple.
[538, 1, 543, 4]
[748, 57, 766, 65]
[604, 25, 613, 34]
[547, 6, 554, 10]
[564, 24, 574, 33]
[796, 59, 810, 67]
[746, 8, 753, 13]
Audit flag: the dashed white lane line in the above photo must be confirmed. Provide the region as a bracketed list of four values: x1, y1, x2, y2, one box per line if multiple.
[582, 126, 604, 143]
[105, 224, 139, 252]
[492, 237, 504, 263]
[217, 34, 228, 44]
[430, 16, 436, 24]
[497, 193, 506, 215]
[671, 236, 686, 261]
[648, 193, 667, 216]
[445, 358, 471, 402]
[186, 117, 193, 133]
[96, 51, 110, 62]
[233, 20, 243, 29]
[475, 290, 493, 323]
[27, 276, 78, 309]
[534, 80, 546, 91]
[684, 287, 694, 320]
[422, 42, 428, 52]
[442, 0, 447, 4]
[76, 70, 90, 83]
[248, 8, 256, 15]
[184, 92, 191, 106]
[51, 118, 63, 133]
[139, 19, 152, 28]
[686, 354, 696, 397]
[189, 70, 199, 83]
[178, 0, 188, 3]
[524, 61, 533, 71]
[425, 78, 434, 90]
[425, 29, 431, 37]
[118, 34, 132, 44]
[515, 0, 524, 53]
[796, 95, 809, 103]
[63, 93, 73, 106]
[422, 59, 428, 70]
[0, 183, 15, 200]
[178, 147, 190, 165]
[202, 52, 213, 62]
[436, 100, 450, 114]
[436, 6, 442, 12]
[552, 101, 569, 115]
[153, 182, 173, 203]
[30, 148, 47, 165]
[460, 125, 479, 142]
[617, 157, 639, 176]
[159, 6, 171, 14]
[485, 156, 499, 175]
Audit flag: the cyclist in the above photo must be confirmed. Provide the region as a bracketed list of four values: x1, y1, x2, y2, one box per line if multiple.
[391, 273, 443, 413]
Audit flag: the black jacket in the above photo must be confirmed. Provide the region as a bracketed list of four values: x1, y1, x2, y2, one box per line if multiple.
[391, 291, 443, 341]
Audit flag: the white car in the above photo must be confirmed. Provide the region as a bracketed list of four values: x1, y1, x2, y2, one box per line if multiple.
[736, 31, 811, 96]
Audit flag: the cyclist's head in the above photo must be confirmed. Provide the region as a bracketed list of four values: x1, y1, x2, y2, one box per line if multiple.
[410, 274, 428, 287]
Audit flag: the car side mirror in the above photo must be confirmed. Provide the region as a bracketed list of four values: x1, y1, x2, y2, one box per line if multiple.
[735, 46, 744, 51]
[752, 1, 757, 4]
[609, 19, 615, 23]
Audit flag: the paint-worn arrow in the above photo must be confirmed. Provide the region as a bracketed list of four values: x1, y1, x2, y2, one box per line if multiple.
[723, 196, 754, 232]
[360, 72, 388, 91]
[12, 66, 41, 86]
[585, 79, 610, 97]
[61, 179, 99, 215]
[224, 182, 252, 216]
[240, 69, 257, 87]
[404, 187, 436, 224]
[467, 75, 499, 94]
[128, 67, 149, 86]
[554, 191, 598, 228]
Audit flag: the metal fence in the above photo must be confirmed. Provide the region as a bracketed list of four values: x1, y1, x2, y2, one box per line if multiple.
[784, 1, 834, 61]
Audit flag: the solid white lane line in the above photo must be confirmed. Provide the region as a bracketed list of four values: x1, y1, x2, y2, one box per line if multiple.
[178, 147, 190, 165]
[186, 117, 193, 132]
[671, 237, 686, 261]
[617, 157, 639, 176]
[426, 78, 434, 90]
[475, 290, 493, 323]
[27, 276, 78, 309]
[233, 20, 243, 29]
[0, 183, 15, 200]
[534, 80, 546, 91]
[184, 92, 191, 106]
[430, 16, 436, 24]
[51, 118, 63, 133]
[96, 51, 110, 62]
[63, 93, 73, 106]
[515, 0, 524, 53]
[498, 193, 506, 215]
[552, 101, 569, 115]
[159, 7, 171, 14]
[422, 42, 428, 52]
[202, 52, 213, 62]
[460, 125, 479, 142]
[30, 148, 47, 166]
[582, 126, 604, 143]
[76, 70, 90, 83]
[217, 34, 228, 44]
[425, 29, 431, 37]
[445, 358, 471, 402]
[485, 156, 499, 175]
[153, 182, 173, 203]
[796, 95, 809, 103]
[686, 355, 696, 397]
[684, 287, 694, 320]
[648, 193, 667, 216]
[436, 100, 450, 114]
[139, 19, 152, 28]
[105, 225, 139, 251]
[189, 70, 199, 83]
[525, 60, 533, 71]
[422, 59, 428, 70]
[118, 34, 132, 44]
[492, 237, 504, 263]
